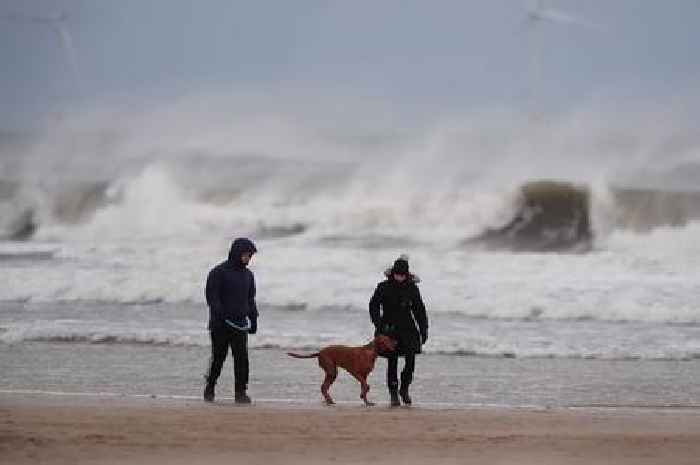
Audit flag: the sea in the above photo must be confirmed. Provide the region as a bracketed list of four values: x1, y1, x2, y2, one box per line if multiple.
[2, 105, 700, 408]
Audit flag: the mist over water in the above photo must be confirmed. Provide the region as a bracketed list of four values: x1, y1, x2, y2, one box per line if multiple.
[2, 92, 700, 242]
[2, 92, 700, 359]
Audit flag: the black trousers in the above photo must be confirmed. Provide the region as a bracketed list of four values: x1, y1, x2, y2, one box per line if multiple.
[205, 327, 249, 392]
[386, 353, 415, 390]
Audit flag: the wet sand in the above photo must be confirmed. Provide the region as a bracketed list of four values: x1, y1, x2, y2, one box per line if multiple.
[2, 393, 700, 464]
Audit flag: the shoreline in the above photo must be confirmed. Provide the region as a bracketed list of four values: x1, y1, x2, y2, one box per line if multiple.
[4, 388, 700, 412]
[3, 392, 700, 464]
[5, 343, 700, 409]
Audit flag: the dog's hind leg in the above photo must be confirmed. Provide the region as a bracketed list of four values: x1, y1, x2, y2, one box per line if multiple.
[318, 355, 337, 405]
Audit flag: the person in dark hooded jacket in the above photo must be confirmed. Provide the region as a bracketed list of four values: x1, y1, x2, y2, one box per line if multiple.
[369, 255, 428, 406]
[204, 237, 258, 404]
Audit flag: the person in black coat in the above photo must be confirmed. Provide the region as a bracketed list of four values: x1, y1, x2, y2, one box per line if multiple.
[204, 237, 258, 404]
[369, 255, 428, 406]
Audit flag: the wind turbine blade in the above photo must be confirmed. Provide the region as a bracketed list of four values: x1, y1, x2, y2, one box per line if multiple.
[537, 8, 603, 30]
[53, 23, 81, 86]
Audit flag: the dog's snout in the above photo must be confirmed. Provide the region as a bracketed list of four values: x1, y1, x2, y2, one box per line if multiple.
[377, 335, 397, 352]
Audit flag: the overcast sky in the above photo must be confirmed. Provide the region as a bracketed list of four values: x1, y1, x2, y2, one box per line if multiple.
[1, 0, 699, 129]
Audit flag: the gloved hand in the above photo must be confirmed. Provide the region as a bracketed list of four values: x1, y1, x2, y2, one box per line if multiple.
[248, 317, 257, 335]
[420, 328, 428, 345]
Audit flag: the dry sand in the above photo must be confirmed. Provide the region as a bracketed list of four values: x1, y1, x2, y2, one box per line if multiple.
[2, 393, 700, 464]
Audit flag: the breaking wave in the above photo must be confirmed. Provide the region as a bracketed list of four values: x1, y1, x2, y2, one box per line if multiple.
[3, 159, 700, 251]
[2, 95, 700, 250]
[465, 180, 593, 252]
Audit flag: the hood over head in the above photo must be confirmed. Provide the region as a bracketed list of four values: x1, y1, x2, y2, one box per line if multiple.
[228, 237, 258, 265]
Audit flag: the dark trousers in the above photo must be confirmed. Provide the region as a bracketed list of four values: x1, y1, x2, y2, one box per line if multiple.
[206, 327, 249, 392]
[387, 353, 415, 390]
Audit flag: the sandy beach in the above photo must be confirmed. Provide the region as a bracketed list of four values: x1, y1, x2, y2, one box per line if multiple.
[2, 393, 700, 465]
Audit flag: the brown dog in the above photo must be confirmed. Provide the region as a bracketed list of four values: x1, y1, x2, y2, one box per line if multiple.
[287, 335, 396, 406]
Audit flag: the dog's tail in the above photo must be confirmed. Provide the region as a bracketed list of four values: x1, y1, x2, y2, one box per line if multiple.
[287, 352, 320, 359]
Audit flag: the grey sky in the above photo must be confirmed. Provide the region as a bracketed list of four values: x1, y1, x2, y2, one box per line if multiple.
[1, 0, 699, 129]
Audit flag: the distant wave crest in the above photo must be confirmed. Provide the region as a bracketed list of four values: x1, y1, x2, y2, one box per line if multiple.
[3, 327, 700, 361]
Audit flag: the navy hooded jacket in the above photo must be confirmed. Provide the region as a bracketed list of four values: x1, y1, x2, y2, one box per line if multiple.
[205, 238, 258, 331]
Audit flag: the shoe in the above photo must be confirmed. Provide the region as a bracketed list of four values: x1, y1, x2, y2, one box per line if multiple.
[389, 389, 401, 407]
[234, 391, 252, 404]
[203, 383, 215, 402]
[399, 386, 412, 406]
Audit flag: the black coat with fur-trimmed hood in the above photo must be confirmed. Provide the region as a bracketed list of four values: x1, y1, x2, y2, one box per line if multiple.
[205, 238, 258, 331]
[369, 257, 428, 355]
